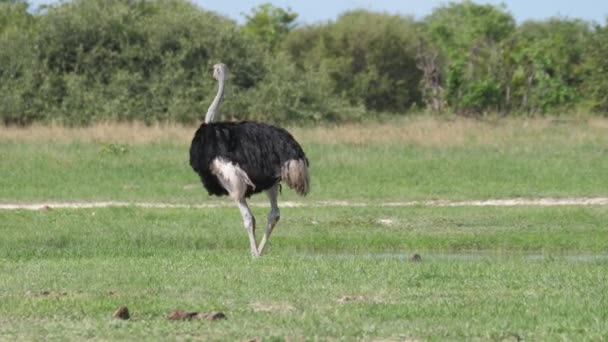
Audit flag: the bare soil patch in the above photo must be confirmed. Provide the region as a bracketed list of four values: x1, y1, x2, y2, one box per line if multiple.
[167, 309, 226, 321]
[337, 295, 383, 304]
[25, 290, 73, 297]
[1, 197, 607, 211]
[249, 302, 296, 313]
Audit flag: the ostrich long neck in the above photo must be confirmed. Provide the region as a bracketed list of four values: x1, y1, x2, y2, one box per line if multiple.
[204, 77, 225, 123]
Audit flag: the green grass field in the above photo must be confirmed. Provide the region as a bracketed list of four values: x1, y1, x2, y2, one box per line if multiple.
[1, 118, 607, 340]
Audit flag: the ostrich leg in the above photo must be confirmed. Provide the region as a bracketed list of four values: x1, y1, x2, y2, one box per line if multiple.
[237, 199, 259, 257]
[258, 184, 280, 255]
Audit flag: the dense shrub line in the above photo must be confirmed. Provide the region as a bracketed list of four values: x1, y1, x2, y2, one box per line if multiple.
[1, 0, 607, 125]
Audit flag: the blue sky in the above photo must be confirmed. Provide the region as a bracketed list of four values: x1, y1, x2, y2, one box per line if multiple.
[197, 0, 608, 24]
[29, 0, 608, 24]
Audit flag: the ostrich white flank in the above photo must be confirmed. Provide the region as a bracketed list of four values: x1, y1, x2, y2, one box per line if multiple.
[189, 63, 310, 257]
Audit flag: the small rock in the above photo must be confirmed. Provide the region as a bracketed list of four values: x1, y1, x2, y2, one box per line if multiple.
[410, 254, 422, 262]
[112, 306, 130, 320]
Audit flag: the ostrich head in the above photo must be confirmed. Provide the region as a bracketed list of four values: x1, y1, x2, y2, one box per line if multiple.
[213, 63, 229, 82]
[205, 63, 229, 123]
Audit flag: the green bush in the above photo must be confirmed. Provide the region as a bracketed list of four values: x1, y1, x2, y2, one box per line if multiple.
[2, 0, 266, 125]
[0, 0, 607, 125]
[226, 53, 363, 123]
[582, 21, 608, 113]
[283, 10, 422, 114]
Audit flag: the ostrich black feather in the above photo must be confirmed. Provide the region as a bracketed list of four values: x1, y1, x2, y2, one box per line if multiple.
[189, 121, 309, 198]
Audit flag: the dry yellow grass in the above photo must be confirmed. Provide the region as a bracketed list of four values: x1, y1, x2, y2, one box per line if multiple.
[1, 117, 606, 147]
[0, 122, 193, 145]
[290, 116, 608, 147]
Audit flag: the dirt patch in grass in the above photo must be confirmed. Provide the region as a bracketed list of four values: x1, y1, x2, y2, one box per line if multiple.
[167, 309, 226, 321]
[26, 290, 69, 297]
[249, 302, 296, 313]
[337, 295, 384, 304]
[2, 197, 608, 211]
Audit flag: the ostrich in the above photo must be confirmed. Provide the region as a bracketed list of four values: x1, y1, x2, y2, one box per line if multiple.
[189, 63, 310, 257]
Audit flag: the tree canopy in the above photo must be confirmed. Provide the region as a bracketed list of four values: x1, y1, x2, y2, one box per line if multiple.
[0, 0, 606, 125]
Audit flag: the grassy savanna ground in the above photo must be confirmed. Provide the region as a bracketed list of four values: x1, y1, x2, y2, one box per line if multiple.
[1, 117, 608, 202]
[1, 117, 608, 340]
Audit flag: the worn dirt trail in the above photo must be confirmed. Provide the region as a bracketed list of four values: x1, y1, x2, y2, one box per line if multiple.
[1, 197, 607, 210]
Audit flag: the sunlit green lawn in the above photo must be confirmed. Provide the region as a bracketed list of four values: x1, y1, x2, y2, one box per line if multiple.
[1, 138, 607, 203]
[1, 206, 608, 340]
[1, 118, 607, 340]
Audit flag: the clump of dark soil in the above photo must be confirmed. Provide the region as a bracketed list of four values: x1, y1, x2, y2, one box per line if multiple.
[112, 306, 130, 320]
[337, 295, 367, 303]
[410, 254, 422, 262]
[197, 311, 226, 321]
[27, 290, 68, 297]
[168, 310, 198, 321]
[168, 309, 226, 321]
